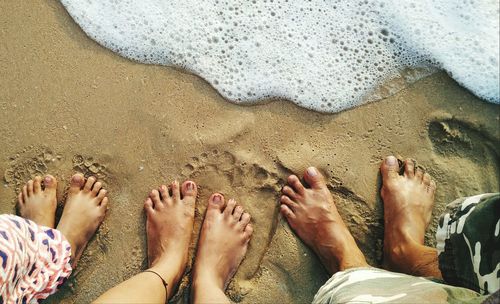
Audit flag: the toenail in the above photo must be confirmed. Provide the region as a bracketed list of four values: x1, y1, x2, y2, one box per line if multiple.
[385, 156, 397, 165]
[72, 175, 82, 182]
[307, 167, 317, 176]
[186, 182, 194, 191]
[44, 176, 52, 183]
[213, 194, 222, 203]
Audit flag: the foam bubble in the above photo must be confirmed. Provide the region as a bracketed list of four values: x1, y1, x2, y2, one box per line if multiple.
[60, 0, 499, 112]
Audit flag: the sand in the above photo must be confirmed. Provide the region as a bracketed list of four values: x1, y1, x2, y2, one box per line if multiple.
[0, 1, 499, 303]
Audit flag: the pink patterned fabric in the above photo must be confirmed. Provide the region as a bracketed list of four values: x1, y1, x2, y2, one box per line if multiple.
[0, 215, 72, 303]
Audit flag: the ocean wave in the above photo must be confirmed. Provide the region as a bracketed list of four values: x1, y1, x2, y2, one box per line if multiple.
[60, 0, 499, 112]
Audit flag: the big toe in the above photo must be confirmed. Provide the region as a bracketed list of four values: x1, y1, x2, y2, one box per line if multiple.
[69, 173, 85, 195]
[380, 156, 400, 181]
[181, 181, 197, 205]
[207, 193, 225, 214]
[43, 175, 57, 194]
[303, 167, 327, 190]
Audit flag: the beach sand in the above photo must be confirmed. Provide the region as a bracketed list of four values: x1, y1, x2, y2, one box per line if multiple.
[1, 1, 499, 303]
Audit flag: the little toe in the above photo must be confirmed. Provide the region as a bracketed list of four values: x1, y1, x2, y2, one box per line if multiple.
[83, 176, 96, 192]
[282, 186, 297, 200]
[100, 197, 109, 209]
[150, 189, 162, 207]
[69, 173, 85, 195]
[404, 158, 415, 178]
[181, 181, 197, 205]
[244, 224, 253, 239]
[18, 192, 24, 207]
[207, 193, 225, 213]
[91, 181, 103, 196]
[423, 173, 431, 186]
[171, 181, 181, 201]
[144, 198, 154, 213]
[428, 180, 437, 194]
[280, 205, 296, 220]
[33, 176, 42, 193]
[27, 180, 34, 196]
[22, 185, 28, 201]
[43, 175, 57, 194]
[224, 198, 237, 217]
[287, 175, 305, 194]
[380, 156, 400, 181]
[233, 205, 244, 220]
[303, 167, 327, 190]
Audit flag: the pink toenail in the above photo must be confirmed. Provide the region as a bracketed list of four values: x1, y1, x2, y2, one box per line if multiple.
[385, 156, 397, 165]
[307, 167, 317, 176]
[44, 176, 52, 183]
[213, 195, 222, 203]
[186, 182, 194, 191]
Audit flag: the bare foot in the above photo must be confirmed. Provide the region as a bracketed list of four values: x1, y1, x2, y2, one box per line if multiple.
[380, 156, 437, 274]
[57, 174, 108, 267]
[143, 180, 197, 299]
[280, 167, 368, 274]
[192, 193, 253, 304]
[17, 175, 58, 228]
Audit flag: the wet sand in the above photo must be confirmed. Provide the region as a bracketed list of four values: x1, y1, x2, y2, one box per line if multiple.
[1, 1, 499, 303]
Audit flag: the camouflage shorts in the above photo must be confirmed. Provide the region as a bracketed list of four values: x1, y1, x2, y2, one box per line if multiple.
[313, 193, 499, 303]
[436, 193, 499, 295]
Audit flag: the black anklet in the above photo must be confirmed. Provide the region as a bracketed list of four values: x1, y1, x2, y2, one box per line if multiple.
[144, 270, 168, 298]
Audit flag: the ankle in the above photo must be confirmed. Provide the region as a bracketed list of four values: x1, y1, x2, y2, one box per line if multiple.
[192, 269, 224, 291]
[384, 236, 419, 271]
[315, 234, 368, 273]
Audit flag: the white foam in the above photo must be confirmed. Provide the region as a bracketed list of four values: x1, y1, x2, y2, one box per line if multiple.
[59, 0, 499, 113]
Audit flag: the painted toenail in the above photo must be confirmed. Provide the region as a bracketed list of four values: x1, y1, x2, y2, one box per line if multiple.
[385, 156, 397, 165]
[186, 182, 194, 191]
[213, 194, 222, 203]
[307, 167, 317, 177]
[44, 176, 52, 183]
[72, 175, 82, 182]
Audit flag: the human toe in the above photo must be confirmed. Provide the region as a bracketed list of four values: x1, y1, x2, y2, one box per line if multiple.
[380, 156, 400, 181]
[207, 193, 225, 213]
[83, 176, 96, 192]
[224, 198, 237, 217]
[287, 175, 305, 194]
[303, 167, 327, 190]
[181, 181, 197, 205]
[33, 176, 42, 193]
[69, 173, 85, 195]
[43, 175, 57, 194]
[404, 158, 415, 178]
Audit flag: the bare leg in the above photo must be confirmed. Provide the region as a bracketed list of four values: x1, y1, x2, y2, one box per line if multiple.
[280, 167, 368, 274]
[17, 175, 58, 228]
[380, 156, 442, 278]
[191, 194, 253, 304]
[95, 180, 197, 303]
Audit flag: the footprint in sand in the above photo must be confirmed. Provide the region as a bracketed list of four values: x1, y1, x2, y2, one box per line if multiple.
[427, 117, 499, 195]
[181, 150, 283, 299]
[3, 147, 111, 300]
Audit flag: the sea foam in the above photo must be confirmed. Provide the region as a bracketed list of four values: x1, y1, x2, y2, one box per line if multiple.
[59, 0, 499, 112]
